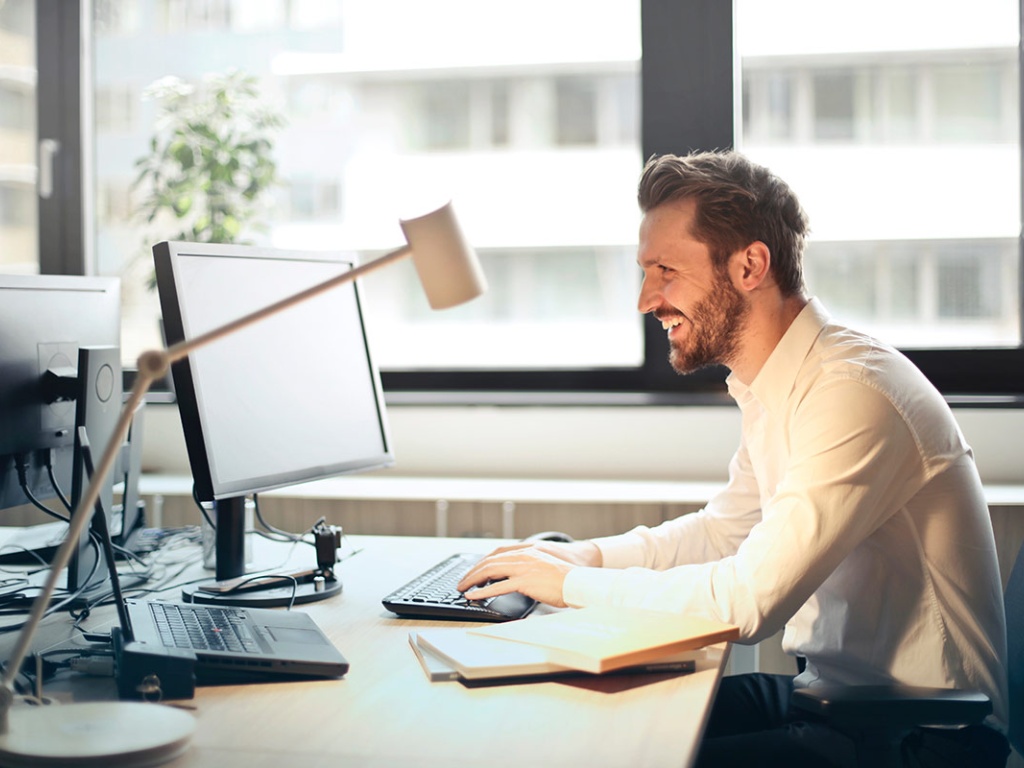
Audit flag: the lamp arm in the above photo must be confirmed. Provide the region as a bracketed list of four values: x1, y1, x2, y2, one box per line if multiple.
[0, 244, 412, 733]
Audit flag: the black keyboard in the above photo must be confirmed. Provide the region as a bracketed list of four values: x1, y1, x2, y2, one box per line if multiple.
[150, 601, 260, 653]
[382, 553, 537, 622]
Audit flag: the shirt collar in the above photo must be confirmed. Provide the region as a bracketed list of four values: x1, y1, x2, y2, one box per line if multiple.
[726, 297, 830, 412]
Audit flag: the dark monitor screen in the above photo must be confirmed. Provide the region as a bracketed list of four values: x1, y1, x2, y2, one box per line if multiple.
[0, 274, 122, 592]
[153, 241, 393, 589]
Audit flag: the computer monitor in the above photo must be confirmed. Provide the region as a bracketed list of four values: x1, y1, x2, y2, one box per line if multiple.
[0, 274, 122, 595]
[153, 241, 394, 605]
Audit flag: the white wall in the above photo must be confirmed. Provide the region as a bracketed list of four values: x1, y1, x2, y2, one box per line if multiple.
[142, 402, 1024, 485]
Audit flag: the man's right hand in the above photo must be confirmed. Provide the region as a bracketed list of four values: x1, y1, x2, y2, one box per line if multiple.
[455, 540, 602, 607]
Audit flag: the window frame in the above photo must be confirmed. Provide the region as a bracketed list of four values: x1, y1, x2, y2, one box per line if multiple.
[36, 0, 88, 276]
[37, 0, 1024, 403]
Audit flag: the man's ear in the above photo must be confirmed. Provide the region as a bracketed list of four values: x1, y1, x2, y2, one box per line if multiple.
[732, 241, 771, 291]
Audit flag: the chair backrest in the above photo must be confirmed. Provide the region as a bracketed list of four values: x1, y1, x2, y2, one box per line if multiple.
[1004, 541, 1024, 754]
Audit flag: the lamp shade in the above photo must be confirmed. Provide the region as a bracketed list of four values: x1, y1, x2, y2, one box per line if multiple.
[400, 202, 488, 310]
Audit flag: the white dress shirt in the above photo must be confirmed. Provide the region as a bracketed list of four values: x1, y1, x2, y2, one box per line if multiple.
[563, 298, 1008, 728]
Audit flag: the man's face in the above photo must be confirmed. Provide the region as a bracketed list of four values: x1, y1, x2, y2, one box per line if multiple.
[636, 199, 749, 374]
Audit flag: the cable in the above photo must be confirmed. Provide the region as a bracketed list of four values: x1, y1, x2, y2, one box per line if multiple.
[214, 572, 299, 610]
[252, 494, 309, 543]
[9, 649, 116, 695]
[44, 449, 72, 512]
[0, 579, 97, 632]
[15, 454, 69, 522]
[0, 546, 53, 572]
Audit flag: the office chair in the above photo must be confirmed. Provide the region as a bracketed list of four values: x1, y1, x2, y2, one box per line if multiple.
[791, 539, 1024, 768]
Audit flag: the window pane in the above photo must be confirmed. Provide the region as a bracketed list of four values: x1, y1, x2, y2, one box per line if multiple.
[737, 0, 1021, 349]
[556, 77, 599, 145]
[813, 71, 856, 142]
[92, 0, 644, 370]
[0, 0, 37, 274]
[933, 64, 1005, 142]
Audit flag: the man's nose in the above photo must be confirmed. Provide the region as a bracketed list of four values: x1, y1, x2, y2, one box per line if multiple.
[637, 276, 659, 315]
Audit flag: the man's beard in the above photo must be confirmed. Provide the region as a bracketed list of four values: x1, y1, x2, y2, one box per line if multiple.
[668, 277, 749, 375]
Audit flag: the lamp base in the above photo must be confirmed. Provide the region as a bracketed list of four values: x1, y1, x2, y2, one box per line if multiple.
[0, 701, 194, 767]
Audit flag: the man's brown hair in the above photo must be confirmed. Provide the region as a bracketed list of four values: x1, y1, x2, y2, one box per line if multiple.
[638, 151, 809, 296]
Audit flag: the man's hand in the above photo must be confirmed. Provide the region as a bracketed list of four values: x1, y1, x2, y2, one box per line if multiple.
[456, 541, 602, 608]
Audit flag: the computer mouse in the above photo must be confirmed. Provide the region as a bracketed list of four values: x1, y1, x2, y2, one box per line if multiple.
[480, 590, 538, 620]
[522, 530, 574, 544]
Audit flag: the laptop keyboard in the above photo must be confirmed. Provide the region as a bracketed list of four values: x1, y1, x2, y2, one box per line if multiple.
[382, 553, 537, 622]
[150, 601, 261, 653]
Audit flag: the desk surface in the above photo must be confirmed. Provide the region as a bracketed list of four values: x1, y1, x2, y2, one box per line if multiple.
[12, 535, 728, 768]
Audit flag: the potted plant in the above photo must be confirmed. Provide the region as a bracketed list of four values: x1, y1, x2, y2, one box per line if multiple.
[133, 68, 285, 280]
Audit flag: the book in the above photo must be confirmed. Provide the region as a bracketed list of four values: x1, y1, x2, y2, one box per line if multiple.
[411, 627, 702, 682]
[469, 606, 739, 674]
[408, 632, 461, 682]
[414, 628, 571, 680]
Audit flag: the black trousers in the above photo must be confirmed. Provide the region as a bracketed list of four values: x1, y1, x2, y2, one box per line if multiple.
[694, 673, 1010, 768]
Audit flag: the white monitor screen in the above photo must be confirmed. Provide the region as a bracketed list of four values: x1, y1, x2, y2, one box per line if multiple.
[155, 242, 393, 500]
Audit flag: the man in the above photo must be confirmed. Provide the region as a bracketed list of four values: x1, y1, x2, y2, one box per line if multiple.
[458, 150, 1009, 767]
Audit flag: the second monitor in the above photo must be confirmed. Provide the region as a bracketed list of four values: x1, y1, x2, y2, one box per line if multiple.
[153, 241, 394, 605]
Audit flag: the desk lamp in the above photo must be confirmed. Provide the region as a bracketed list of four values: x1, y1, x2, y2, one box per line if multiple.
[0, 202, 486, 767]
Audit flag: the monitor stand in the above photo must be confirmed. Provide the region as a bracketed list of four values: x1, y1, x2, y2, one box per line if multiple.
[67, 346, 123, 602]
[180, 496, 342, 608]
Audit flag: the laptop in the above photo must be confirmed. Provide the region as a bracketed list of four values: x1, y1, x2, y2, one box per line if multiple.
[77, 428, 349, 699]
[117, 597, 349, 693]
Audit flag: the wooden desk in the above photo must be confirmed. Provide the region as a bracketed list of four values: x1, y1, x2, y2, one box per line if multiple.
[11, 535, 729, 768]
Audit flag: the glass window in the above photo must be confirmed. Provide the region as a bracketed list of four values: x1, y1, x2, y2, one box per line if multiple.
[94, 0, 141, 35]
[157, 0, 231, 33]
[743, 71, 794, 143]
[0, 0, 37, 274]
[556, 77, 599, 145]
[91, 0, 644, 371]
[415, 81, 472, 150]
[0, 83, 32, 131]
[490, 80, 511, 147]
[813, 70, 857, 142]
[877, 67, 917, 142]
[737, 0, 1020, 351]
[933, 64, 1005, 142]
[95, 85, 138, 133]
[21, 0, 1021, 397]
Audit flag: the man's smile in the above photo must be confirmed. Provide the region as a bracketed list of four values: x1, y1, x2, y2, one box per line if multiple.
[656, 312, 687, 337]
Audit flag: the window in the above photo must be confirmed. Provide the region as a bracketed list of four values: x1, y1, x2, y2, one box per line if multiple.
[556, 77, 599, 145]
[95, 85, 138, 132]
[285, 179, 341, 221]
[736, 0, 1021, 379]
[812, 71, 857, 141]
[157, 0, 231, 33]
[932, 64, 1006, 142]
[25, 0, 1024, 399]
[0, 0, 36, 274]
[85, 0, 644, 378]
[743, 71, 794, 143]
[0, 83, 32, 131]
[415, 82, 472, 150]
